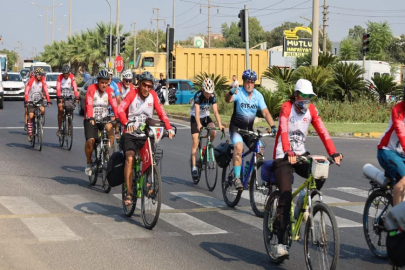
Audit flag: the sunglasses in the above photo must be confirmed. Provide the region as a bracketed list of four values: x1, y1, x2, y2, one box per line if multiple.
[142, 82, 153, 89]
[123, 79, 131, 83]
[299, 93, 314, 99]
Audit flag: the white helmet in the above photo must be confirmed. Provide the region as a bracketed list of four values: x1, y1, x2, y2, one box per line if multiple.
[202, 77, 215, 94]
[122, 69, 133, 80]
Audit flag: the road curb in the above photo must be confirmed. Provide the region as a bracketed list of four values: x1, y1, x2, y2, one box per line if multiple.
[167, 114, 383, 138]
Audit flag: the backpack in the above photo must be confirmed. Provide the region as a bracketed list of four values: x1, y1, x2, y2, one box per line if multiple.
[63, 99, 75, 111]
[385, 202, 405, 267]
[214, 140, 233, 168]
[260, 160, 294, 185]
[106, 151, 125, 187]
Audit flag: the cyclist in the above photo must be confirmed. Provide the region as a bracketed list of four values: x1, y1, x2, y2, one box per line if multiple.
[190, 77, 224, 179]
[272, 79, 343, 258]
[24, 71, 37, 131]
[24, 68, 52, 141]
[107, 69, 121, 100]
[118, 71, 175, 206]
[225, 69, 277, 190]
[84, 70, 118, 176]
[114, 69, 135, 137]
[56, 64, 79, 137]
[377, 87, 405, 206]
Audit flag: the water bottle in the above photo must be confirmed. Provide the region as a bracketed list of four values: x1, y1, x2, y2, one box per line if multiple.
[202, 146, 206, 157]
[244, 161, 250, 178]
[294, 190, 306, 220]
[136, 180, 142, 198]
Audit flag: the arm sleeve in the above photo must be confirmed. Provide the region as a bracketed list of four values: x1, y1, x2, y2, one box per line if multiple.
[309, 104, 337, 156]
[108, 88, 118, 117]
[212, 94, 217, 104]
[42, 79, 51, 102]
[71, 75, 79, 98]
[56, 75, 62, 96]
[257, 92, 268, 111]
[111, 82, 121, 97]
[392, 104, 405, 150]
[24, 79, 32, 102]
[117, 89, 136, 126]
[85, 85, 95, 118]
[151, 91, 172, 130]
[279, 102, 292, 153]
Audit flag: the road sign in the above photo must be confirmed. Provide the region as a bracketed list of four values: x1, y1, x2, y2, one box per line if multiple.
[115, 55, 124, 72]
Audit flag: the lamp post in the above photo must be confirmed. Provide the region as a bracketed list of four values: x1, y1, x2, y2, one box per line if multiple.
[105, 0, 113, 67]
[31, 1, 63, 45]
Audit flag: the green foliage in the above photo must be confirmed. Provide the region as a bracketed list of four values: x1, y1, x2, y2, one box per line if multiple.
[0, 49, 18, 71]
[275, 77, 295, 100]
[339, 38, 362, 60]
[262, 66, 293, 83]
[222, 17, 266, 48]
[294, 52, 338, 68]
[333, 62, 366, 101]
[193, 72, 228, 93]
[387, 35, 405, 64]
[366, 21, 393, 60]
[292, 66, 336, 98]
[265, 22, 309, 48]
[256, 87, 283, 118]
[348, 25, 365, 40]
[367, 74, 401, 103]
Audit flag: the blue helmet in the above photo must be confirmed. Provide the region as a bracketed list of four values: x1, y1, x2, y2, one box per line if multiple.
[242, 69, 257, 81]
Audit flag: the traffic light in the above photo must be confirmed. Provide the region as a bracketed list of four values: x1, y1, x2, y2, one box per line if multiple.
[238, 9, 246, 42]
[168, 28, 174, 51]
[111, 35, 117, 47]
[363, 33, 370, 56]
[119, 36, 126, 54]
[104, 35, 111, 56]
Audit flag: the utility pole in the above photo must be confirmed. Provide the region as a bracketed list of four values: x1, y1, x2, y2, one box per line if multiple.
[244, 5, 249, 69]
[322, 0, 328, 53]
[52, 0, 54, 43]
[115, 0, 120, 57]
[172, 0, 175, 42]
[165, 24, 170, 105]
[152, 8, 164, 53]
[132, 22, 136, 67]
[200, 0, 219, 48]
[311, 0, 320, 66]
[69, 0, 72, 37]
[16, 41, 21, 69]
[32, 47, 36, 59]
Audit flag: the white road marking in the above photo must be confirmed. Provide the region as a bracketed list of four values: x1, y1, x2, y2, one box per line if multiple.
[328, 187, 369, 198]
[0, 196, 49, 215]
[21, 217, 81, 241]
[51, 195, 109, 214]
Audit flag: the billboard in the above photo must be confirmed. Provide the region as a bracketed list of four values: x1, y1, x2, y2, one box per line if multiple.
[283, 38, 312, 57]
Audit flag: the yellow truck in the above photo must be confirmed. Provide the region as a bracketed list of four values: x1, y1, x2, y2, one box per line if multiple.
[133, 45, 269, 84]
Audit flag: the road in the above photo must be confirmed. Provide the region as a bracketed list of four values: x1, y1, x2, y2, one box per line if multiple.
[0, 100, 395, 270]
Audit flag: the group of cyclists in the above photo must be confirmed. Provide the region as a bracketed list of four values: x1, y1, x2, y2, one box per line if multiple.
[21, 64, 405, 266]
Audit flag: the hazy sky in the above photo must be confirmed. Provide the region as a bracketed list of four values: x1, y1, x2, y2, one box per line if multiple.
[1, 0, 404, 59]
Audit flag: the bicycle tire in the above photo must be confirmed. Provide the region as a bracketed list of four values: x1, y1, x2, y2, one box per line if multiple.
[221, 162, 242, 207]
[42, 113, 45, 126]
[141, 164, 162, 230]
[37, 116, 43, 151]
[193, 153, 202, 185]
[59, 118, 65, 147]
[122, 169, 137, 217]
[304, 202, 340, 270]
[363, 189, 393, 259]
[30, 120, 36, 148]
[88, 146, 99, 186]
[102, 145, 111, 193]
[67, 115, 73, 151]
[263, 190, 287, 264]
[205, 144, 218, 191]
[249, 162, 269, 218]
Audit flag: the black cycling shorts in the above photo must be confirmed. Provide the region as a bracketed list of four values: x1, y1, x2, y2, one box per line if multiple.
[120, 133, 148, 153]
[84, 119, 104, 141]
[190, 116, 214, 134]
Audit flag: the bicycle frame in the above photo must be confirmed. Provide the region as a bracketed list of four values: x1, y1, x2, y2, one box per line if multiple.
[240, 141, 261, 190]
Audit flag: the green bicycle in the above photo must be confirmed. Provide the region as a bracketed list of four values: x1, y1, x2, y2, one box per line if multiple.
[192, 127, 225, 191]
[263, 155, 340, 269]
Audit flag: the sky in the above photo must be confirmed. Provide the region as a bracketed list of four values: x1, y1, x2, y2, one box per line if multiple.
[1, 0, 404, 60]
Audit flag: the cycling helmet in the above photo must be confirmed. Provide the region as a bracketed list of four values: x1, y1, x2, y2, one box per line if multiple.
[122, 69, 133, 80]
[138, 71, 154, 82]
[61, 64, 70, 74]
[107, 68, 113, 75]
[35, 68, 45, 75]
[202, 77, 215, 94]
[97, 69, 110, 80]
[242, 69, 257, 81]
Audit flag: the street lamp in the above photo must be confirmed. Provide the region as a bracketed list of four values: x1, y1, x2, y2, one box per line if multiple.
[31, 1, 63, 45]
[105, 0, 113, 67]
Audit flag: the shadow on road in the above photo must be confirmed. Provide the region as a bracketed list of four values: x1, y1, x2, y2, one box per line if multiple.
[8, 130, 26, 135]
[43, 142, 62, 149]
[338, 242, 391, 266]
[200, 241, 280, 269]
[60, 165, 86, 173]
[6, 142, 32, 150]
[163, 176, 208, 191]
[51, 176, 107, 194]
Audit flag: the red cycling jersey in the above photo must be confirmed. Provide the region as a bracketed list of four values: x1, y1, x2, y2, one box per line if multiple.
[56, 74, 78, 97]
[273, 101, 336, 159]
[378, 101, 405, 156]
[85, 84, 118, 119]
[118, 88, 172, 132]
[24, 77, 51, 103]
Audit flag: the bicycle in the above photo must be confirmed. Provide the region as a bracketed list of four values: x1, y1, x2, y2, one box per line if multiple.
[263, 155, 339, 269]
[57, 95, 77, 151]
[362, 165, 394, 259]
[221, 128, 274, 217]
[122, 121, 177, 229]
[192, 127, 225, 191]
[27, 99, 47, 151]
[88, 118, 116, 193]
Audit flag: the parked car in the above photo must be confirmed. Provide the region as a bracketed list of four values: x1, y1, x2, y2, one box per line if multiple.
[167, 79, 196, 104]
[0, 70, 3, 109]
[45, 72, 61, 99]
[3, 72, 25, 101]
[78, 76, 121, 116]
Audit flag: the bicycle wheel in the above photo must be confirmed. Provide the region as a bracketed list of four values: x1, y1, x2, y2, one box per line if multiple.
[141, 164, 162, 229]
[193, 153, 202, 185]
[102, 145, 111, 193]
[42, 113, 45, 126]
[88, 146, 99, 186]
[59, 117, 65, 147]
[304, 202, 339, 270]
[263, 190, 288, 264]
[363, 190, 393, 259]
[37, 116, 43, 151]
[30, 121, 36, 148]
[122, 169, 137, 217]
[67, 115, 73, 150]
[205, 144, 218, 191]
[221, 162, 242, 207]
[249, 162, 269, 218]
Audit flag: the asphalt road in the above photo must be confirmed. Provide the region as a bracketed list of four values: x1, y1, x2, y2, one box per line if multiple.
[0, 100, 397, 270]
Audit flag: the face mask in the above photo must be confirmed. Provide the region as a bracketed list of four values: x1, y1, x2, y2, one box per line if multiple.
[294, 100, 310, 114]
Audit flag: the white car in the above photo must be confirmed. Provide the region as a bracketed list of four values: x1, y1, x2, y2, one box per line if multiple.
[45, 72, 61, 99]
[3, 72, 25, 101]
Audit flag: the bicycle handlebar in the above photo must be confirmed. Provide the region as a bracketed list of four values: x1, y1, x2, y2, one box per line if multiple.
[125, 120, 177, 138]
[296, 155, 335, 166]
[237, 128, 275, 138]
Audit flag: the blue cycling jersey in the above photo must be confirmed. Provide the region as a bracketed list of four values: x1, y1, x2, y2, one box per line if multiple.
[110, 81, 121, 97]
[230, 87, 267, 130]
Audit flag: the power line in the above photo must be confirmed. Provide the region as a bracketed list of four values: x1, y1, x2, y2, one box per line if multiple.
[254, 0, 311, 17]
[251, 0, 285, 14]
[262, 10, 312, 28]
[178, 14, 218, 29]
[329, 5, 405, 13]
[329, 12, 405, 18]
[211, 0, 253, 4]
[177, 13, 202, 27]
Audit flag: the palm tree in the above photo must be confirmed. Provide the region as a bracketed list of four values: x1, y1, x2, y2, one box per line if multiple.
[292, 66, 336, 98]
[193, 72, 228, 93]
[263, 66, 293, 83]
[367, 74, 400, 103]
[295, 52, 338, 68]
[256, 87, 284, 117]
[333, 62, 366, 101]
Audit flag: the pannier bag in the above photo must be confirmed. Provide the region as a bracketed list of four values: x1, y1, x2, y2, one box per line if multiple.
[106, 151, 125, 187]
[64, 99, 75, 111]
[214, 140, 233, 168]
[261, 160, 294, 185]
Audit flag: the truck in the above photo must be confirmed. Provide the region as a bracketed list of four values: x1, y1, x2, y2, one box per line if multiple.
[341, 60, 390, 81]
[133, 45, 270, 84]
[23, 59, 34, 70]
[30, 62, 52, 73]
[0, 53, 7, 72]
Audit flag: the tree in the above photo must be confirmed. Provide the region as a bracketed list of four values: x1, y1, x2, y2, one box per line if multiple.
[348, 25, 365, 39]
[295, 52, 338, 68]
[263, 66, 293, 83]
[366, 21, 393, 60]
[387, 35, 405, 64]
[256, 87, 284, 117]
[265, 22, 307, 48]
[222, 17, 266, 48]
[0, 49, 18, 71]
[333, 62, 366, 101]
[339, 38, 361, 60]
[292, 66, 336, 97]
[367, 74, 400, 103]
